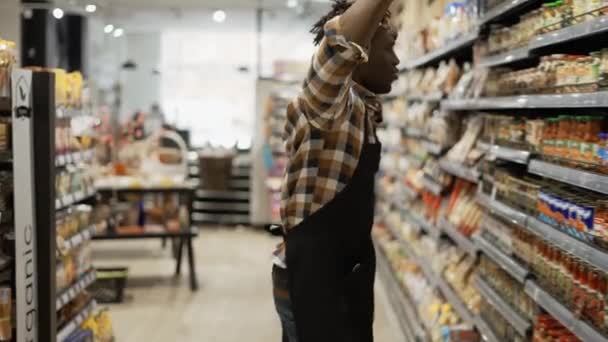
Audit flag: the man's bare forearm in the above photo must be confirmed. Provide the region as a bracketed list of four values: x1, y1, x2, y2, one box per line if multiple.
[339, 0, 394, 48]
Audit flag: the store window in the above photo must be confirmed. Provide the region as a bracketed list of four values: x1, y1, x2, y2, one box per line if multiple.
[161, 28, 257, 148]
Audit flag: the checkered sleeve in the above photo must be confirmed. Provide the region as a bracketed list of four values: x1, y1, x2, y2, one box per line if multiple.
[300, 16, 369, 130]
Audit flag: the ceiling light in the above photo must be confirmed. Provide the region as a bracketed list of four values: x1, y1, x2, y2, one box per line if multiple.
[104, 24, 114, 34]
[213, 10, 226, 23]
[22, 9, 33, 19]
[85, 4, 97, 13]
[287, 0, 298, 8]
[113, 28, 124, 37]
[52, 8, 64, 19]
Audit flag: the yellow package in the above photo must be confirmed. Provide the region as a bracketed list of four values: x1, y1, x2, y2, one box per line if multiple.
[51, 69, 68, 107]
[68, 72, 83, 108]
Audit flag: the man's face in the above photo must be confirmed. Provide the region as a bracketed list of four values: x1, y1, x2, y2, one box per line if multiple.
[357, 27, 400, 94]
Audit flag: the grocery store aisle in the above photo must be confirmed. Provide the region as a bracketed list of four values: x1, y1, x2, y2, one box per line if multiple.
[92, 227, 402, 342]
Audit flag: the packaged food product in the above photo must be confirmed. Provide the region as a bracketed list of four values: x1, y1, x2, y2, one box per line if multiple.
[0, 288, 11, 341]
[0, 39, 16, 99]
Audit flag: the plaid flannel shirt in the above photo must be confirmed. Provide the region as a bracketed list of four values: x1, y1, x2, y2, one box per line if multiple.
[280, 16, 383, 232]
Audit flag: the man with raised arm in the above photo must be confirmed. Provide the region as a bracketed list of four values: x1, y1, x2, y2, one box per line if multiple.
[272, 1, 399, 341]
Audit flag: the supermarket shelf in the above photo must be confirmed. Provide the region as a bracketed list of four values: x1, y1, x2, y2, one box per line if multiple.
[422, 140, 447, 156]
[405, 29, 479, 69]
[96, 184, 195, 193]
[476, 192, 527, 228]
[55, 189, 96, 210]
[441, 91, 608, 110]
[473, 234, 529, 284]
[475, 315, 501, 342]
[478, 141, 531, 165]
[193, 201, 250, 212]
[528, 159, 608, 194]
[479, 0, 538, 25]
[191, 212, 250, 225]
[55, 149, 95, 167]
[56, 270, 96, 311]
[439, 218, 477, 257]
[195, 190, 250, 201]
[386, 221, 476, 327]
[526, 217, 608, 274]
[405, 127, 425, 139]
[57, 300, 97, 341]
[406, 92, 443, 103]
[56, 107, 91, 119]
[525, 281, 607, 342]
[408, 212, 442, 240]
[477, 46, 531, 68]
[478, 193, 608, 275]
[475, 276, 532, 336]
[434, 268, 476, 324]
[375, 242, 429, 342]
[189, 166, 250, 178]
[93, 227, 199, 240]
[438, 159, 480, 183]
[530, 15, 608, 50]
[61, 225, 96, 253]
[402, 185, 419, 201]
[421, 175, 443, 196]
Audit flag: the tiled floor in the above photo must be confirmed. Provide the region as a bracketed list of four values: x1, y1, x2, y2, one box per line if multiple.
[92, 227, 402, 341]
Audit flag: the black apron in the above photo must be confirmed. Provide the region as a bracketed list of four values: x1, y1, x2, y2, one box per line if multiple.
[285, 118, 381, 342]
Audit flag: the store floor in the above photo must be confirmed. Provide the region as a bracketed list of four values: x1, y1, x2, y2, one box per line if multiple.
[92, 227, 402, 341]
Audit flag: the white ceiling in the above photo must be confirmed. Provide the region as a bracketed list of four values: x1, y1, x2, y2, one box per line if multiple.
[101, 0, 331, 10]
[50, 0, 331, 12]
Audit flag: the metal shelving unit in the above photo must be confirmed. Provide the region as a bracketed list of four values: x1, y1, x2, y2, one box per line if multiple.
[386, 220, 478, 328]
[61, 225, 96, 253]
[477, 46, 531, 68]
[422, 140, 447, 156]
[477, 193, 608, 275]
[421, 175, 443, 196]
[475, 315, 501, 342]
[189, 156, 252, 226]
[475, 276, 532, 336]
[530, 15, 608, 50]
[375, 241, 429, 342]
[55, 188, 96, 210]
[441, 91, 608, 110]
[55, 270, 97, 311]
[56, 300, 97, 342]
[473, 234, 529, 284]
[406, 92, 443, 103]
[525, 281, 607, 342]
[479, 0, 539, 25]
[438, 159, 480, 183]
[55, 149, 95, 167]
[407, 212, 442, 240]
[528, 159, 608, 195]
[438, 218, 477, 257]
[477, 142, 531, 165]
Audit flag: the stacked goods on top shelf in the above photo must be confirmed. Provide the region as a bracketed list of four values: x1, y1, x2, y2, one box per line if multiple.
[406, 0, 479, 66]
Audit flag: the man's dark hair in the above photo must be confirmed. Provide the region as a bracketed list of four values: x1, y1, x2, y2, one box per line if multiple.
[310, 0, 352, 46]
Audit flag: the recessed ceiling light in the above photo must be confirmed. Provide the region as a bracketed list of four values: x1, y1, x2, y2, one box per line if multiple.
[85, 4, 97, 13]
[287, 0, 298, 8]
[52, 8, 64, 19]
[104, 24, 114, 34]
[113, 28, 124, 38]
[213, 10, 226, 23]
[22, 9, 33, 19]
